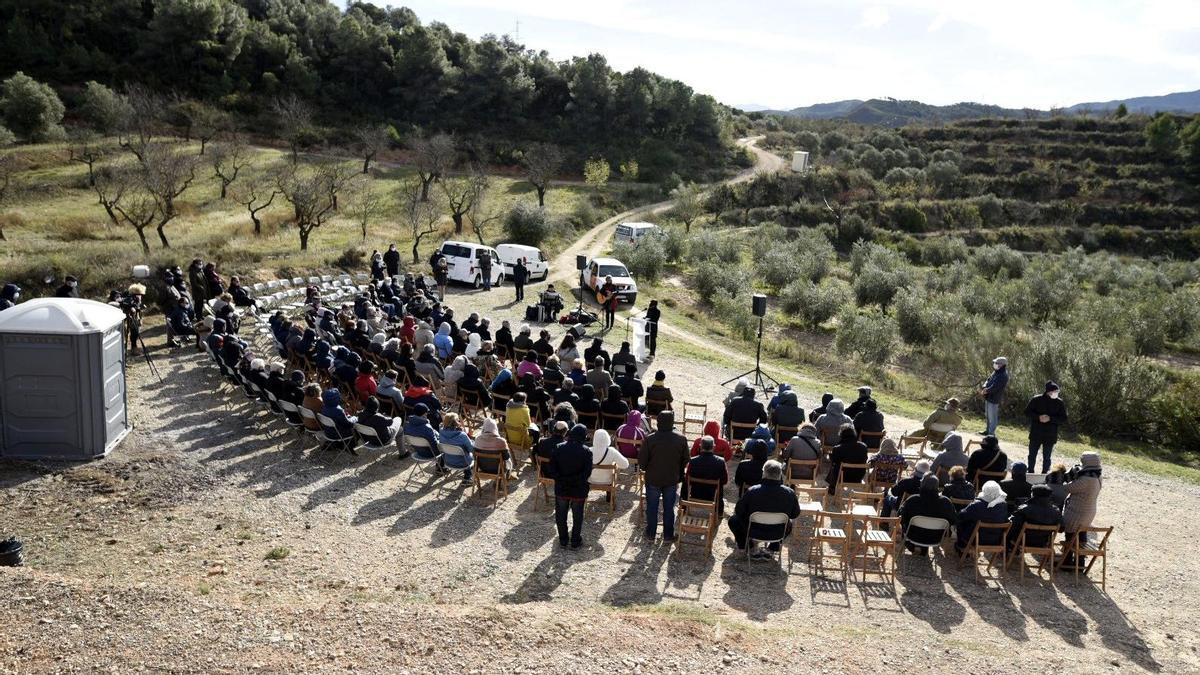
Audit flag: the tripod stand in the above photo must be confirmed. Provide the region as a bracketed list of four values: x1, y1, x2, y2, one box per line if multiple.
[721, 316, 778, 393]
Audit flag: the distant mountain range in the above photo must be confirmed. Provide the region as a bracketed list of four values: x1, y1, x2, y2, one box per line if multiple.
[751, 89, 1200, 127]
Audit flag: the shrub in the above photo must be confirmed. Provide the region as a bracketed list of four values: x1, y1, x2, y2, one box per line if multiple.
[711, 291, 759, 340]
[1023, 267, 1079, 323]
[919, 236, 970, 267]
[972, 244, 1027, 279]
[0, 71, 65, 141]
[780, 277, 851, 328]
[0, 124, 14, 146]
[504, 201, 554, 246]
[835, 213, 873, 251]
[893, 287, 937, 346]
[264, 547, 291, 561]
[853, 265, 908, 308]
[331, 247, 364, 271]
[613, 238, 666, 282]
[1151, 374, 1200, 450]
[835, 307, 897, 365]
[750, 221, 788, 259]
[687, 231, 741, 265]
[850, 240, 904, 275]
[660, 225, 687, 262]
[569, 200, 599, 229]
[755, 246, 794, 290]
[79, 81, 131, 133]
[887, 201, 929, 232]
[689, 260, 747, 304]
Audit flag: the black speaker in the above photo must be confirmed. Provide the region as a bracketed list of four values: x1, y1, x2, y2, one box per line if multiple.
[576, 255, 587, 271]
[751, 293, 767, 317]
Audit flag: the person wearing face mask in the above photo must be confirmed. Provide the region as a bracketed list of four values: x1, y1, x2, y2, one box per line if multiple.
[55, 275, 80, 298]
[978, 356, 1009, 435]
[1024, 381, 1068, 474]
[0, 283, 21, 311]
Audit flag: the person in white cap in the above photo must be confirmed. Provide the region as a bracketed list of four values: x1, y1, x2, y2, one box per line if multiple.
[979, 356, 1009, 435]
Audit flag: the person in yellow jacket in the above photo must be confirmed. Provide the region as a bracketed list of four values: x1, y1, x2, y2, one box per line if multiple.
[504, 392, 539, 466]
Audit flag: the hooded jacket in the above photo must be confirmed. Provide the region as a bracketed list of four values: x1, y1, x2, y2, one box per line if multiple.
[402, 412, 439, 457]
[320, 389, 356, 436]
[723, 388, 768, 432]
[549, 424, 594, 499]
[852, 400, 885, 447]
[749, 423, 776, 455]
[691, 420, 732, 461]
[402, 384, 441, 414]
[616, 410, 648, 459]
[734, 439, 771, 493]
[929, 432, 968, 477]
[638, 412, 689, 488]
[589, 429, 629, 486]
[956, 489, 1009, 550]
[599, 384, 629, 427]
[399, 316, 416, 344]
[1007, 488, 1062, 547]
[808, 392, 834, 423]
[434, 323, 453, 360]
[899, 484, 957, 545]
[814, 399, 853, 445]
[771, 390, 805, 430]
[437, 426, 475, 470]
[781, 426, 822, 480]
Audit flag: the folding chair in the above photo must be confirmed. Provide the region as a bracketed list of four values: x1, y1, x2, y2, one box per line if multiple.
[786, 458, 820, 488]
[974, 469, 1007, 491]
[577, 411, 599, 433]
[747, 511, 791, 569]
[674, 475, 721, 558]
[958, 522, 1010, 582]
[503, 417, 533, 469]
[774, 425, 799, 448]
[297, 407, 327, 447]
[868, 466, 899, 493]
[316, 413, 363, 458]
[791, 486, 826, 548]
[1057, 525, 1112, 591]
[535, 456, 555, 510]
[1007, 523, 1059, 581]
[858, 430, 886, 448]
[473, 449, 509, 502]
[436, 443, 472, 480]
[846, 489, 884, 516]
[810, 510, 849, 578]
[588, 464, 618, 516]
[404, 435, 441, 480]
[852, 515, 900, 584]
[277, 400, 308, 441]
[680, 402, 707, 438]
[600, 412, 626, 433]
[354, 423, 392, 452]
[903, 516, 951, 559]
[832, 463, 869, 508]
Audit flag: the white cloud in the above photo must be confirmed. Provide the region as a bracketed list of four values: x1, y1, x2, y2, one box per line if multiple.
[926, 13, 948, 32]
[859, 5, 890, 29]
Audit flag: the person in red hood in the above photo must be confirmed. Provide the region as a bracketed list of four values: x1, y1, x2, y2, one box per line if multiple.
[691, 420, 732, 461]
[401, 375, 442, 422]
[354, 361, 378, 403]
[399, 316, 416, 344]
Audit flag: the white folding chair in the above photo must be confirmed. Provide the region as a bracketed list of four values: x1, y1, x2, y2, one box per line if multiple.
[316, 413, 362, 457]
[904, 516, 951, 558]
[404, 434, 441, 483]
[298, 407, 327, 446]
[437, 443, 472, 478]
[747, 511, 791, 569]
[354, 423, 392, 451]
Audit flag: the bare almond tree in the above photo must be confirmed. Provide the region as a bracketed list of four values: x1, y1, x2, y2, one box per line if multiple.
[347, 176, 385, 241]
[141, 143, 199, 249]
[439, 164, 489, 235]
[68, 131, 106, 188]
[355, 123, 393, 174]
[209, 135, 250, 199]
[522, 142, 563, 207]
[94, 166, 157, 253]
[411, 132, 455, 201]
[398, 176, 442, 263]
[275, 160, 355, 250]
[119, 84, 162, 162]
[231, 173, 278, 236]
[273, 95, 315, 163]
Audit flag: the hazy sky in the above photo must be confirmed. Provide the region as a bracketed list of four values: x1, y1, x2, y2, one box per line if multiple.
[358, 0, 1200, 110]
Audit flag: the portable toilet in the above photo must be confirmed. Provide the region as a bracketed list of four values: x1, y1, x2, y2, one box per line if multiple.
[0, 298, 130, 460]
[792, 151, 810, 173]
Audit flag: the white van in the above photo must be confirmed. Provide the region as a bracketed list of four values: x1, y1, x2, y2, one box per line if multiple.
[438, 240, 504, 288]
[580, 257, 638, 305]
[614, 222, 659, 245]
[495, 243, 549, 282]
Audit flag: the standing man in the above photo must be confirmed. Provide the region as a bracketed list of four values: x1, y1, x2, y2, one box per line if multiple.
[600, 275, 619, 330]
[435, 257, 449, 302]
[55, 275, 80, 298]
[478, 249, 493, 291]
[513, 257, 529, 303]
[638, 411, 689, 543]
[383, 244, 401, 278]
[187, 257, 208, 310]
[645, 299, 661, 357]
[1025, 381, 1068, 473]
[979, 356, 1009, 435]
[548, 423, 594, 549]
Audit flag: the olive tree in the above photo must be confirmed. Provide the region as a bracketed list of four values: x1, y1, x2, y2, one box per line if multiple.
[0, 71, 65, 141]
[521, 142, 563, 207]
[411, 131, 455, 201]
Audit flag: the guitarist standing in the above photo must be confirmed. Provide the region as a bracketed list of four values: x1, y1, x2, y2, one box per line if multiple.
[600, 276, 619, 330]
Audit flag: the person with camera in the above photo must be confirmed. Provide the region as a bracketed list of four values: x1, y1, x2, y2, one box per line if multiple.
[0, 283, 21, 311]
[112, 284, 146, 355]
[1024, 380, 1068, 474]
[55, 275, 80, 298]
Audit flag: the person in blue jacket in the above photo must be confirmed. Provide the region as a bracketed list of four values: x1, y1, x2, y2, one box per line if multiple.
[437, 412, 475, 482]
[402, 402, 440, 460]
[434, 323, 454, 360]
[980, 356, 1009, 435]
[320, 389, 357, 438]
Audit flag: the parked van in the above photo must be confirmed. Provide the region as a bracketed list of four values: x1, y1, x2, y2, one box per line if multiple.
[437, 240, 504, 288]
[495, 243, 549, 282]
[614, 222, 659, 245]
[580, 257, 638, 305]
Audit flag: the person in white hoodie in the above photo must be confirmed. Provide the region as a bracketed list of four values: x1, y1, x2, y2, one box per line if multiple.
[589, 429, 629, 495]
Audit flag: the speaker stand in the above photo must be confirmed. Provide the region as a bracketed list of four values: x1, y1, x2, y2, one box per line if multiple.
[721, 316, 778, 393]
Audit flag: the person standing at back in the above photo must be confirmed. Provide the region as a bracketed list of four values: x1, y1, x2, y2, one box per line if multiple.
[513, 258, 528, 303]
[638, 411, 689, 543]
[478, 249, 493, 291]
[548, 424, 594, 549]
[187, 258, 207, 309]
[979, 356, 1009, 435]
[1025, 381, 1068, 474]
[384, 244, 401, 277]
[645, 300, 661, 356]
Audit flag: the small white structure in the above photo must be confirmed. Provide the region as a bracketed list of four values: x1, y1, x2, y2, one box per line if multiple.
[0, 299, 130, 460]
[792, 151, 811, 173]
[630, 316, 648, 362]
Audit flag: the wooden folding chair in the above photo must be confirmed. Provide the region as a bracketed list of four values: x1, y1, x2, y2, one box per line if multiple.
[832, 463, 869, 508]
[867, 466, 899, 493]
[503, 417, 533, 468]
[959, 522, 1010, 582]
[676, 474, 722, 559]
[786, 458, 820, 488]
[588, 464, 618, 516]
[846, 489, 884, 516]
[681, 402, 708, 438]
[852, 515, 900, 584]
[490, 392, 511, 420]
[1007, 523, 1059, 581]
[792, 485, 826, 547]
[948, 497, 974, 511]
[1057, 525, 1112, 591]
[534, 456, 555, 510]
[577, 411, 599, 434]
[858, 430, 886, 448]
[472, 449, 509, 502]
[601, 412, 626, 433]
[974, 469, 1007, 491]
[729, 421, 757, 456]
[774, 425, 799, 448]
[810, 510, 849, 579]
[898, 434, 927, 455]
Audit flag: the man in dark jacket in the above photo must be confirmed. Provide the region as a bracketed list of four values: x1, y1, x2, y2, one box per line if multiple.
[1024, 381, 1068, 474]
[536, 421, 568, 462]
[638, 411, 689, 542]
[852, 399, 885, 449]
[728, 460, 800, 555]
[479, 249, 493, 291]
[512, 258, 528, 302]
[645, 300, 660, 356]
[402, 403, 438, 460]
[1000, 462, 1033, 507]
[899, 475, 957, 555]
[770, 390, 805, 431]
[55, 275, 80, 298]
[845, 386, 874, 419]
[615, 363, 644, 409]
[187, 258, 207, 309]
[548, 424, 593, 549]
[384, 244, 401, 277]
[882, 460, 930, 517]
[682, 436, 728, 516]
[723, 387, 767, 442]
[980, 356, 1009, 435]
[826, 425, 868, 496]
[584, 338, 611, 372]
[1006, 484, 1062, 552]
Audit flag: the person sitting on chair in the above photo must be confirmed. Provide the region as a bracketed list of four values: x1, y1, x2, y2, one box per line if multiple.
[514, 324, 534, 353]
[770, 389, 805, 431]
[1006, 484, 1062, 552]
[966, 435, 1008, 486]
[402, 403, 439, 460]
[882, 460, 930, 517]
[402, 376, 442, 422]
[533, 330, 554, 363]
[358, 396, 403, 448]
[615, 362, 644, 409]
[929, 432, 968, 482]
[301, 383, 323, 431]
[505, 391, 538, 451]
[734, 436, 771, 495]
[780, 423, 822, 481]
[911, 398, 963, 445]
[691, 420, 733, 461]
[377, 370, 406, 411]
[867, 438, 907, 486]
[540, 284, 564, 318]
[826, 424, 868, 496]
[1000, 462, 1033, 507]
[616, 410, 647, 462]
[954, 480, 1009, 556]
[728, 460, 800, 558]
[611, 341, 636, 375]
[542, 355, 565, 391]
[600, 384, 629, 430]
[473, 418, 512, 475]
[516, 350, 543, 381]
[942, 466, 976, 508]
[589, 429, 629, 502]
[644, 370, 674, 416]
[319, 388, 357, 440]
[566, 358, 587, 387]
[682, 435, 729, 516]
[899, 474, 957, 556]
[437, 413, 474, 482]
[845, 385, 875, 419]
[814, 398, 853, 446]
[586, 357, 614, 391]
[852, 399, 885, 449]
[584, 338, 611, 372]
[723, 386, 767, 441]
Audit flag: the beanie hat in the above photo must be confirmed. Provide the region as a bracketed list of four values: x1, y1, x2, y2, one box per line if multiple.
[1045, 381, 1060, 392]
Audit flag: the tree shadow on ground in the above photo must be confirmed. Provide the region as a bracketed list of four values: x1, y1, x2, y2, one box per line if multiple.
[1060, 580, 1162, 672]
[500, 543, 606, 604]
